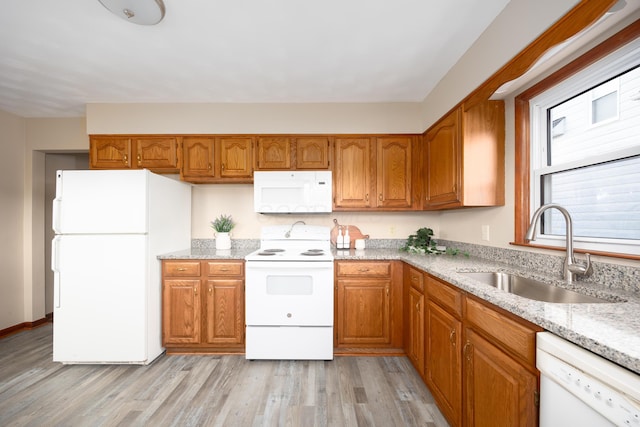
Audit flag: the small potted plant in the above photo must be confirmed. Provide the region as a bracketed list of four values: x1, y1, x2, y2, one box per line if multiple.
[210, 214, 235, 250]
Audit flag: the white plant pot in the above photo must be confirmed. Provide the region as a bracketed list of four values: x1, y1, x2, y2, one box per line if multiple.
[215, 232, 232, 250]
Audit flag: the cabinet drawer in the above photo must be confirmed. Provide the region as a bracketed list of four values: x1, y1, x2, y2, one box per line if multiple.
[163, 261, 201, 277]
[408, 267, 424, 292]
[206, 261, 243, 277]
[337, 261, 391, 277]
[427, 275, 462, 317]
[465, 297, 538, 367]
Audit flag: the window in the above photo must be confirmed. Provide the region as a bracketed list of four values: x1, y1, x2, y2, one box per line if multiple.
[516, 26, 640, 258]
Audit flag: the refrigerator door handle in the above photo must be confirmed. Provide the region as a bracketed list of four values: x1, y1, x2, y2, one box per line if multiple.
[52, 236, 61, 308]
[52, 197, 62, 234]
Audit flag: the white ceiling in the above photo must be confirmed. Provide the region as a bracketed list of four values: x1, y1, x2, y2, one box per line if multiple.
[0, 0, 512, 118]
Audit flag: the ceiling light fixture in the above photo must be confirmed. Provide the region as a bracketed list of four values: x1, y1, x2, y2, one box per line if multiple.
[98, 0, 166, 25]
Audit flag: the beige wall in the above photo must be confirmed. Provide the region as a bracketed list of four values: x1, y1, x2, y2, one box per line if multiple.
[0, 110, 26, 330]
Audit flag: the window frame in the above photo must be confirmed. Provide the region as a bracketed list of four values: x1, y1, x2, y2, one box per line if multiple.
[514, 19, 640, 260]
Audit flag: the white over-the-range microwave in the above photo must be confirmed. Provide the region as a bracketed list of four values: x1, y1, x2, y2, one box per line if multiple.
[253, 171, 332, 213]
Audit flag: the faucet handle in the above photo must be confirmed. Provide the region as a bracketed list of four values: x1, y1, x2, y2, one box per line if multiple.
[568, 253, 593, 278]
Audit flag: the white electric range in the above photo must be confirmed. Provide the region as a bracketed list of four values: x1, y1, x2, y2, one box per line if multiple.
[244, 223, 334, 360]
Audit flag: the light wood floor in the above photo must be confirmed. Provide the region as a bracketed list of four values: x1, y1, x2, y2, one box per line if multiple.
[0, 324, 448, 426]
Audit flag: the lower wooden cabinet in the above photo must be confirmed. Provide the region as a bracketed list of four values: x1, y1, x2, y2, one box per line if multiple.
[463, 328, 538, 427]
[334, 261, 403, 353]
[404, 266, 425, 376]
[162, 260, 244, 353]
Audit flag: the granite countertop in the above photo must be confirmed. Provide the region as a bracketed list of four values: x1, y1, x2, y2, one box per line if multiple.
[159, 247, 640, 375]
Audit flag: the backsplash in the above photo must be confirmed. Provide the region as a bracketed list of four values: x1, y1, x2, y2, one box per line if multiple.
[191, 238, 640, 294]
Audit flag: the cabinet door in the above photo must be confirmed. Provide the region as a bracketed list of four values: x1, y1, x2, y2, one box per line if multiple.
[336, 278, 390, 345]
[205, 278, 244, 345]
[424, 108, 461, 208]
[162, 279, 201, 344]
[134, 137, 179, 171]
[89, 136, 131, 169]
[219, 137, 253, 178]
[295, 137, 330, 169]
[463, 328, 538, 427]
[376, 137, 412, 208]
[256, 137, 291, 170]
[426, 301, 462, 427]
[407, 286, 425, 376]
[181, 137, 215, 178]
[334, 137, 372, 208]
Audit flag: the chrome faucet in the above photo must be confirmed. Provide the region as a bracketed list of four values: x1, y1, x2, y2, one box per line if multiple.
[525, 203, 593, 283]
[285, 220, 306, 238]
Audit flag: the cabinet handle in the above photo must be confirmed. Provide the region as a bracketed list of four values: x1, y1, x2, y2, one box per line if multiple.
[358, 268, 370, 272]
[365, 193, 369, 202]
[449, 329, 456, 346]
[123, 154, 128, 164]
[176, 267, 187, 271]
[137, 154, 141, 164]
[222, 163, 225, 171]
[208, 163, 212, 170]
[220, 268, 229, 271]
[208, 286, 212, 295]
[386, 287, 389, 297]
[416, 302, 420, 312]
[194, 286, 197, 296]
[379, 193, 382, 201]
[463, 341, 472, 362]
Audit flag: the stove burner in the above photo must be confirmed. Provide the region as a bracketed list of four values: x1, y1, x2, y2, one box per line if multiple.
[301, 251, 325, 256]
[257, 251, 277, 256]
[263, 248, 285, 252]
[307, 249, 324, 252]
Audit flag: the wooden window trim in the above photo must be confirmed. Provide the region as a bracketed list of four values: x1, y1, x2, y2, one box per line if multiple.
[513, 18, 640, 261]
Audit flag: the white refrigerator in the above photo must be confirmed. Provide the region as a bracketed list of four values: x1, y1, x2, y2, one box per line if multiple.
[51, 169, 191, 364]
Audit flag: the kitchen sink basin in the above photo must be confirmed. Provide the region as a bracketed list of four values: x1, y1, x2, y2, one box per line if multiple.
[458, 271, 609, 303]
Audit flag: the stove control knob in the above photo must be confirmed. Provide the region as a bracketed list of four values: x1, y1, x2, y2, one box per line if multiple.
[287, 313, 292, 318]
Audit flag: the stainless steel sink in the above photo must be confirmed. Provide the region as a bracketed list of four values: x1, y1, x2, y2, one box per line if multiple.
[458, 271, 610, 303]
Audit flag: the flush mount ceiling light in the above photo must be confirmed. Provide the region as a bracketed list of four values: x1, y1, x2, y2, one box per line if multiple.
[98, 0, 166, 25]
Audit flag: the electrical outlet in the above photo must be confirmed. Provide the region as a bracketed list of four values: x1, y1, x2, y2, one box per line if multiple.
[481, 225, 490, 241]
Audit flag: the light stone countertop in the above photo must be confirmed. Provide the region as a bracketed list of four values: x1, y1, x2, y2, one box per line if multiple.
[159, 246, 640, 375]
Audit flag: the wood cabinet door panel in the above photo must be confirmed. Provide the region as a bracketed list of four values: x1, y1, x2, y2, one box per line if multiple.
[182, 137, 215, 178]
[256, 137, 291, 170]
[295, 137, 330, 169]
[407, 286, 425, 376]
[464, 328, 538, 427]
[334, 138, 372, 208]
[134, 137, 178, 170]
[426, 301, 462, 427]
[336, 279, 390, 345]
[424, 108, 461, 207]
[376, 137, 412, 208]
[90, 136, 131, 169]
[162, 279, 201, 344]
[205, 279, 244, 345]
[219, 137, 253, 178]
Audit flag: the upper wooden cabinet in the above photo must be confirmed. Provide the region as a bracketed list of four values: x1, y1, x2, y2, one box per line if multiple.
[334, 136, 414, 210]
[334, 137, 372, 208]
[90, 136, 179, 173]
[255, 136, 331, 170]
[423, 100, 505, 210]
[294, 137, 331, 169]
[255, 137, 291, 170]
[181, 136, 253, 183]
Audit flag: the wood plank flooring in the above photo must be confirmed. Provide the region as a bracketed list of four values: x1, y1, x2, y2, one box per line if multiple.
[0, 324, 449, 426]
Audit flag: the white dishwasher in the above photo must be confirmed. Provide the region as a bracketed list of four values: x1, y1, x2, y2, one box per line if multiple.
[536, 332, 640, 426]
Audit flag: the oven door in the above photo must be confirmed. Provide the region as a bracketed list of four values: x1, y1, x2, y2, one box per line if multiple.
[245, 261, 334, 326]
